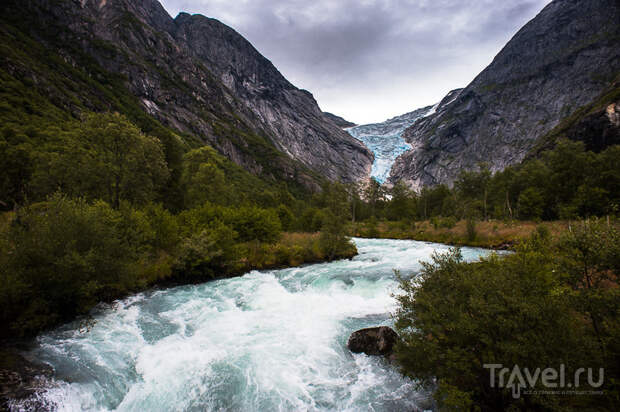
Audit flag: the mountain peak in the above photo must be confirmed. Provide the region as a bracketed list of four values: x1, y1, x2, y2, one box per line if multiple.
[2, 0, 372, 185]
[390, 0, 620, 190]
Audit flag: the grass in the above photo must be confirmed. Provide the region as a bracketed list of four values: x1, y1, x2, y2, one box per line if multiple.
[350, 220, 571, 249]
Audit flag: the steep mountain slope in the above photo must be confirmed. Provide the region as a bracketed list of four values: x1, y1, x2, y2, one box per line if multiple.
[390, 0, 620, 190]
[173, 12, 372, 182]
[532, 77, 620, 154]
[0, 0, 372, 185]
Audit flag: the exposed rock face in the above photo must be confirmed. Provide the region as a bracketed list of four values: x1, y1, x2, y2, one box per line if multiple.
[1, 0, 372, 184]
[173, 13, 372, 182]
[347, 326, 399, 356]
[390, 0, 620, 190]
[564, 99, 620, 152]
[323, 112, 357, 129]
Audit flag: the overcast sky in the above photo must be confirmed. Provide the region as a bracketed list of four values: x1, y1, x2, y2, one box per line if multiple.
[160, 0, 552, 124]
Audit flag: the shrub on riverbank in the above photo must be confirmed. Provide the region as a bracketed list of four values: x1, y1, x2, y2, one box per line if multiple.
[394, 220, 620, 410]
[0, 196, 356, 339]
[0, 195, 153, 337]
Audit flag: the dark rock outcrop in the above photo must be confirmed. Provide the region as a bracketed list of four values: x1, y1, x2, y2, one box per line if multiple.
[0, 0, 372, 184]
[558, 94, 620, 153]
[572, 101, 620, 151]
[390, 0, 620, 189]
[0, 348, 53, 410]
[529, 79, 620, 156]
[347, 326, 399, 356]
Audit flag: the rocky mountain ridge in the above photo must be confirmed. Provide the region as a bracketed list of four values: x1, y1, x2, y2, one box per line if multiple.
[0, 0, 372, 185]
[389, 0, 620, 190]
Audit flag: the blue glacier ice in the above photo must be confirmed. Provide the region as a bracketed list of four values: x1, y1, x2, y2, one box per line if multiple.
[346, 104, 436, 183]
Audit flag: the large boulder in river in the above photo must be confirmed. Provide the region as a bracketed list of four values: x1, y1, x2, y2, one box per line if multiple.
[347, 326, 399, 356]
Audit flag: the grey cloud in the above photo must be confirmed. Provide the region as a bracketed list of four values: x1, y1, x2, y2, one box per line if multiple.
[161, 0, 551, 124]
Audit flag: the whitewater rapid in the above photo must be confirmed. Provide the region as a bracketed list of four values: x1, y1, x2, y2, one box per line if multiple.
[14, 238, 496, 412]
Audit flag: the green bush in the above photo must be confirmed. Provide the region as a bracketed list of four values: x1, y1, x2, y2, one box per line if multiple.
[178, 203, 282, 243]
[174, 223, 239, 279]
[439, 216, 457, 229]
[0, 195, 157, 337]
[223, 206, 282, 243]
[276, 204, 295, 231]
[318, 211, 355, 260]
[394, 221, 620, 410]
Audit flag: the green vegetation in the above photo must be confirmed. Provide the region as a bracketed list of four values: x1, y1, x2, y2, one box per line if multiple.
[351, 219, 570, 249]
[1, 16, 619, 412]
[29, 113, 170, 208]
[0, 110, 357, 339]
[0, 15, 358, 334]
[4, 105, 609, 342]
[347, 140, 619, 247]
[394, 221, 620, 410]
[0, 191, 356, 339]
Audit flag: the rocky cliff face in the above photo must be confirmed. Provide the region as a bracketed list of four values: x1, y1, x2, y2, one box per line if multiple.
[173, 13, 372, 182]
[0, 0, 372, 184]
[390, 0, 620, 190]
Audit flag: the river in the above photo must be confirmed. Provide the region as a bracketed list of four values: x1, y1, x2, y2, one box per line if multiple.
[13, 238, 497, 411]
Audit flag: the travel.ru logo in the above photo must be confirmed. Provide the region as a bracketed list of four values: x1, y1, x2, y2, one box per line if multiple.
[483, 364, 604, 398]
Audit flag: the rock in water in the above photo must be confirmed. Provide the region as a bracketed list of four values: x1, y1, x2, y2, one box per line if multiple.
[0, 348, 53, 410]
[347, 326, 399, 356]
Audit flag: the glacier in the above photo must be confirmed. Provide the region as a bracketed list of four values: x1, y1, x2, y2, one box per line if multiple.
[346, 105, 434, 183]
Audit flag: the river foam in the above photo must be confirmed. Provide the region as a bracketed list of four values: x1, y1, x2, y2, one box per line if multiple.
[14, 238, 495, 412]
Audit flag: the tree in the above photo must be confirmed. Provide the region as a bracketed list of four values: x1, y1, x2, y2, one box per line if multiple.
[386, 181, 414, 221]
[31, 113, 169, 208]
[364, 178, 385, 217]
[0, 131, 32, 210]
[319, 211, 355, 260]
[556, 220, 620, 378]
[517, 187, 544, 220]
[181, 146, 231, 208]
[418, 184, 452, 219]
[394, 225, 620, 410]
[276, 204, 295, 231]
[0, 195, 153, 337]
[345, 182, 362, 223]
[454, 164, 491, 219]
[321, 182, 350, 219]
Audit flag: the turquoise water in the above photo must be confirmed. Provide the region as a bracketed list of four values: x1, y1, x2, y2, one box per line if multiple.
[15, 238, 496, 411]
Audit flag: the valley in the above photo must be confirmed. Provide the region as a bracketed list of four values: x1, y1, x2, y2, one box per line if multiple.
[1, 0, 619, 410]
